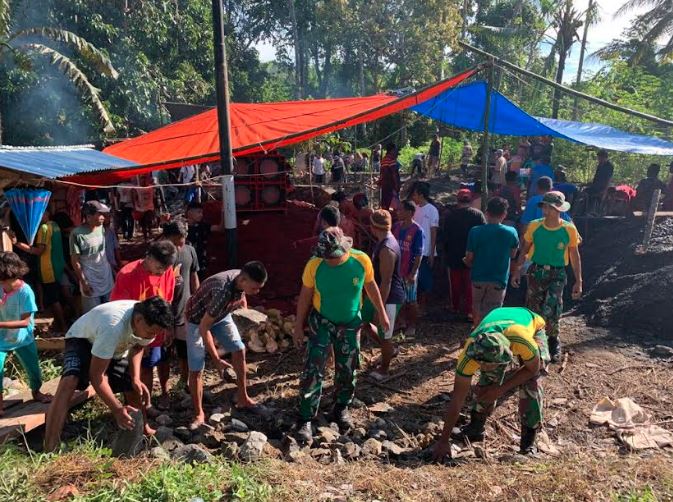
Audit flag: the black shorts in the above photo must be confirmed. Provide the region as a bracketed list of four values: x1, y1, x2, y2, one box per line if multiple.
[173, 338, 187, 360]
[141, 210, 155, 228]
[62, 338, 133, 393]
[42, 282, 62, 306]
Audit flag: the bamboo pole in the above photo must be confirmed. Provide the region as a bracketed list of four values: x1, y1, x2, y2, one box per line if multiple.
[480, 60, 495, 211]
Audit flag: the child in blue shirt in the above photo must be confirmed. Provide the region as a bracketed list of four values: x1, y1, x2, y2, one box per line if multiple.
[0, 251, 52, 415]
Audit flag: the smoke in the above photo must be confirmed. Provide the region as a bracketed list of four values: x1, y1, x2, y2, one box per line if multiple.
[4, 60, 95, 146]
[2, 0, 95, 146]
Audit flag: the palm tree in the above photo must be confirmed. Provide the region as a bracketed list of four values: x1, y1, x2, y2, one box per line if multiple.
[572, 0, 600, 120]
[616, 0, 673, 63]
[549, 0, 583, 118]
[0, 0, 118, 143]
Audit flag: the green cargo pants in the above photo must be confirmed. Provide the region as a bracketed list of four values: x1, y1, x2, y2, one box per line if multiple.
[473, 330, 550, 430]
[526, 263, 567, 340]
[298, 310, 361, 421]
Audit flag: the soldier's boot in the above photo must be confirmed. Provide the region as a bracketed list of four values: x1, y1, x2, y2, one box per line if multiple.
[548, 336, 562, 363]
[454, 411, 488, 442]
[519, 426, 538, 454]
[330, 404, 354, 432]
[296, 420, 313, 444]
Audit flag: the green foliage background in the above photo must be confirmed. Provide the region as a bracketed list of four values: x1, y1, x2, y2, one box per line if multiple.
[0, 0, 671, 184]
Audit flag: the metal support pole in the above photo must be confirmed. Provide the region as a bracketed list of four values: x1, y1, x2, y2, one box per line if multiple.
[212, 0, 237, 267]
[480, 60, 494, 211]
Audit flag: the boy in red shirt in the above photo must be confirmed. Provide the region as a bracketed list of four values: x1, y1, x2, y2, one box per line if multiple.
[110, 240, 177, 421]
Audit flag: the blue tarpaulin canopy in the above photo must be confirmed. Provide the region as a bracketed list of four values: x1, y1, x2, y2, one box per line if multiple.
[411, 81, 673, 156]
[0, 145, 138, 180]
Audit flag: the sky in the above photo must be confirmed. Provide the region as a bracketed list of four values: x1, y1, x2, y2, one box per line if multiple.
[253, 1, 645, 83]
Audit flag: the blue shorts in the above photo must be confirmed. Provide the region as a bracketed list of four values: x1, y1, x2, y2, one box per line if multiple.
[186, 315, 244, 372]
[405, 279, 418, 303]
[141, 346, 167, 368]
[417, 257, 433, 293]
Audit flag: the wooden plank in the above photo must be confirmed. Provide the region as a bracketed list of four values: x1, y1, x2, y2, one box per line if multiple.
[0, 378, 94, 443]
[632, 211, 673, 217]
[1, 376, 63, 412]
[35, 337, 65, 351]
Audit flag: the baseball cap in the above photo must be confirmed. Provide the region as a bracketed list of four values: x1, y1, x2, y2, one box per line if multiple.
[82, 200, 110, 216]
[538, 191, 571, 212]
[456, 189, 473, 203]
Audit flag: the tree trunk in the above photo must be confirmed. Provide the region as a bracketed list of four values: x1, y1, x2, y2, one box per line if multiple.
[461, 0, 469, 40]
[288, 0, 302, 98]
[572, 0, 593, 120]
[551, 47, 567, 119]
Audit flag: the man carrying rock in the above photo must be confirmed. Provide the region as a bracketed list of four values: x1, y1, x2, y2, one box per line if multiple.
[431, 307, 549, 460]
[293, 227, 389, 442]
[511, 191, 582, 362]
[185, 262, 268, 429]
[44, 297, 174, 451]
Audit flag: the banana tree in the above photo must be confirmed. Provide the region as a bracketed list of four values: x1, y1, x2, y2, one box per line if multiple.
[0, 0, 118, 143]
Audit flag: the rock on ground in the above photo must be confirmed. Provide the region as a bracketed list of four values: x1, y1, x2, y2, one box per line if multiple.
[362, 438, 383, 457]
[111, 409, 145, 458]
[239, 431, 268, 462]
[171, 444, 215, 464]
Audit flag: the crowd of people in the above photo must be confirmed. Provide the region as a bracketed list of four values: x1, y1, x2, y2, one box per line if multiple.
[1, 137, 672, 462]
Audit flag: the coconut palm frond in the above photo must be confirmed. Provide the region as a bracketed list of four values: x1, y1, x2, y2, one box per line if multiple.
[0, 0, 10, 40]
[615, 0, 656, 18]
[23, 43, 115, 134]
[12, 27, 118, 79]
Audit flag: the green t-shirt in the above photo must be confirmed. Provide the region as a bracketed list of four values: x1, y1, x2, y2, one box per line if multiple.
[301, 250, 374, 324]
[524, 219, 580, 267]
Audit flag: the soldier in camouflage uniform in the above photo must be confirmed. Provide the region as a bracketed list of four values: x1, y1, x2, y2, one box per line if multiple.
[293, 227, 389, 443]
[431, 307, 550, 460]
[511, 191, 582, 362]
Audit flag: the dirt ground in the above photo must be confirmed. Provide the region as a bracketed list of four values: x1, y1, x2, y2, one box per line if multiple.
[52, 306, 673, 500]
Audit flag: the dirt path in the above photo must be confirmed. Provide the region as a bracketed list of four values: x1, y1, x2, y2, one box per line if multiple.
[139, 308, 671, 501]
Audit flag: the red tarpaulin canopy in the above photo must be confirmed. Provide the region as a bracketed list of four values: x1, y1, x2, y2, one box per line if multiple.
[69, 67, 479, 184]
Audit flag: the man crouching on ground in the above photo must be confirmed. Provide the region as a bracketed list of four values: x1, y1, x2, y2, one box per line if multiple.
[185, 261, 268, 429]
[431, 307, 549, 460]
[293, 227, 389, 443]
[44, 297, 173, 451]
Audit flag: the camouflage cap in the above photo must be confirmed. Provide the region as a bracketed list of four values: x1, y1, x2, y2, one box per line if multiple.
[465, 330, 513, 364]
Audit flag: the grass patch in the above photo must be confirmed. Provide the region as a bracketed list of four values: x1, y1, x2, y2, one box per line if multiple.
[0, 439, 274, 502]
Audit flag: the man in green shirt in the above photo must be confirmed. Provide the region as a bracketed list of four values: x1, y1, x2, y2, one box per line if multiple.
[293, 227, 389, 443]
[511, 191, 582, 362]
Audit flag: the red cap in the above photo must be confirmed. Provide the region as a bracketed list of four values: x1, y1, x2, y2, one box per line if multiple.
[456, 189, 473, 203]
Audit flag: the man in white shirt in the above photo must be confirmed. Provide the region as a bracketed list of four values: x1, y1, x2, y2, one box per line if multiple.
[44, 297, 173, 451]
[410, 181, 439, 307]
[312, 153, 326, 184]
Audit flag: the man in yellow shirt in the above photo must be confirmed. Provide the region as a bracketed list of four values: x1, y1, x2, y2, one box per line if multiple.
[511, 191, 582, 362]
[293, 227, 389, 443]
[432, 307, 550, 460]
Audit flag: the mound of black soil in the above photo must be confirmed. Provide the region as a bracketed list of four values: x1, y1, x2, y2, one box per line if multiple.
[575, 216, 673, 340]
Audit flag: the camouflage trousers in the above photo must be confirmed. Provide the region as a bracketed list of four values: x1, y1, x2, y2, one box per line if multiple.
[298, 310, 361, 421]
[473, 330, 550, 430]
[526, 264, 567, 340]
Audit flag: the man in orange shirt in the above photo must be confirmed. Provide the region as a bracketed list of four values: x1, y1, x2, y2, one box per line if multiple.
[110, 240, 177, 420]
